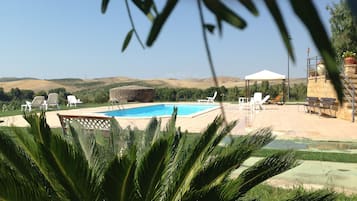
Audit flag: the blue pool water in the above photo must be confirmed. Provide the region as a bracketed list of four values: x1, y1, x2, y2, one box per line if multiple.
[101, 104, 219, 118]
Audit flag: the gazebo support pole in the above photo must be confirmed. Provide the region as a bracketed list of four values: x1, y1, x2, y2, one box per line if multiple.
[247, 80, 250, 98]
[244, 80, 248, 97]
[282, 79, 286, 103]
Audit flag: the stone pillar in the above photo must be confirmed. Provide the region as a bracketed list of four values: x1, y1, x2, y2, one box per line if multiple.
[344, 64, 357, 76]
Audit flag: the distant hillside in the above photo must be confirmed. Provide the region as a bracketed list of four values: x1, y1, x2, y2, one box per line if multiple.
[0, 79, 76, 92]
[0, 76, 306, 93]
[0, 77, 38, 82]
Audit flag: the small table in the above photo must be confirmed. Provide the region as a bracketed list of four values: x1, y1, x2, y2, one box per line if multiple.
[21, 104, 28, 111]
[238, 97, 250, 104]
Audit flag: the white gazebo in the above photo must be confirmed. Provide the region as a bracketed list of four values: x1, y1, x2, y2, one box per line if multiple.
[244, 70, 286, 102]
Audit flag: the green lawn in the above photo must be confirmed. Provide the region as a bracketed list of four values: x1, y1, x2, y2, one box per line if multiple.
[244, 184, 357, 201]
[254, 149, 357, 163]
[0, 103, 109, 117]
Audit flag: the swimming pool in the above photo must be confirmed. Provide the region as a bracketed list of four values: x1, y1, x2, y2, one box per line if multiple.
[101, 104, 219, 118]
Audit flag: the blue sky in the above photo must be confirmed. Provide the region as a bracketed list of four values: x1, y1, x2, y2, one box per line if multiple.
[0, 1, 337, 79]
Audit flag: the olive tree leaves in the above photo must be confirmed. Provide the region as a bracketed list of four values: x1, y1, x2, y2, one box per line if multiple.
[102, 0, 344, 103]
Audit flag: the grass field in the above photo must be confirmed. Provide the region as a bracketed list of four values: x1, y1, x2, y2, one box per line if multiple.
[244, 184, 357, 200]
[0, 103, 109, 117]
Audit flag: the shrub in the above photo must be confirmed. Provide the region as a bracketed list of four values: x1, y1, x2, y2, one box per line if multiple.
[0, 111, 336, 200]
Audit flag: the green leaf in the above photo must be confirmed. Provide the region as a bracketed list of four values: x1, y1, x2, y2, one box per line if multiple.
[122, 29, 134, 52]
[203, 0, 246, 29]
[164, 107, 177, 136]
[132, 0, 153, 15]
[0, 132, 51, 197]
[182, 187, 221, 201]
[101, 0, 110, 14]
[102, 155, 137, 201]
[165, 116, 224, 201]
[46, 134, 100, 200]
[136, 138, 169, 201]
[68, 122, 108, 179]
[143, 118, 159, 147]
[191, 127, 273, 190]
[239, 0, 259, 16]
[291, 0, 343, 103]
[204, 24, 215, 34]
[0, 160, 48, 201]
[215, 16, 223, 36]
[264, 0, 295, 62]
[223, 151, 298, 200]
[146, 0, 179, 46]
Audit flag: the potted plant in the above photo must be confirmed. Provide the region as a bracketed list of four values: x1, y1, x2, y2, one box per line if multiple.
[342, 50, 357, 64]
[317, 60, 325, 75]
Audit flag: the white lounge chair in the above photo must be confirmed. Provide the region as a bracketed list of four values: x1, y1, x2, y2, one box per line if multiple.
[197, 91, 217, 103]
[22, 96, 46, 112]
[67, 95, 82, 107]
[252, 93, 270, 110]
[44, 93, 60, 110]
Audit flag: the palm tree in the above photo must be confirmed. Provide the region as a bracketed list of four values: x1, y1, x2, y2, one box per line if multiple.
[0, 110, 335, 200]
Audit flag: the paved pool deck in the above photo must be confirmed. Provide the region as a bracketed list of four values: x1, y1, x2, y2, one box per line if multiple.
[233, 157, 357, 195]
[1, 103, 357, 141]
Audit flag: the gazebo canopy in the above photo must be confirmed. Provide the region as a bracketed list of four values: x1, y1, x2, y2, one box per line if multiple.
[245, 70, 286, 80]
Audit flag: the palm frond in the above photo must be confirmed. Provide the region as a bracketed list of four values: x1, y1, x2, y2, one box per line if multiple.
[8, 126, 69, 199]
[190, 127, 274, 191]
[156, 128, 186, 200]
[222, 151, 298, 200]
[234, 127, 275, 149]
[102, 148, 138, 201]
[152, 118, 162, 143]
[24, 112, 51, 145]
[115, 126, 137, 159]
[164, 107, 178, 136]
[0, 130, 40, 183]
[0, 160, 49, 201]
[205, 120, 237, 156]
[164, 116, 224, 201]
[136, 138, 169, 201]
[182, 186, 222, 201]
[142, 117, 160, 148]
[68, 122, 108, 178]
[190, 145, 253, 191]
[45, 134, 101, 200]
[0, 129, 64, 199]
[109, 117, 122, 154]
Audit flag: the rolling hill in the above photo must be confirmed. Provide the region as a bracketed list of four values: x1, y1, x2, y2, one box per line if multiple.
[0, 76, 306, 93]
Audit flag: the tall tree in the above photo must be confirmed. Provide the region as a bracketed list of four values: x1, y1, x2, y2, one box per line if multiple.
[328, 0, 357, 61]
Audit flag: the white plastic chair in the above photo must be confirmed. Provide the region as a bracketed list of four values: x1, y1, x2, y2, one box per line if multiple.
[256, 94, 270, 110]
[22, 96, 45, 111]
[252, 92, 262, 106]
[67, 95, 82, 107]
[44, 93, 60, 110]
[197, 91, 217, 103]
